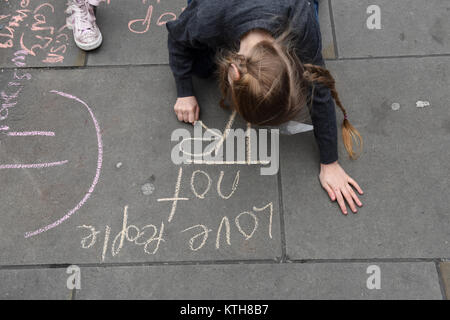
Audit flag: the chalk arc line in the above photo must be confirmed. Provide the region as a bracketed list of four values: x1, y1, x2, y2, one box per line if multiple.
[0, 160, 68, 169]
[24, 90, 103, 238]
[7, 131, 55, 136]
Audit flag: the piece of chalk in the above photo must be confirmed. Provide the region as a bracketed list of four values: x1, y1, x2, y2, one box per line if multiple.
[416, 101, 431, 108]
[391, 103, 401, 111]
[141, 183, 155, 195]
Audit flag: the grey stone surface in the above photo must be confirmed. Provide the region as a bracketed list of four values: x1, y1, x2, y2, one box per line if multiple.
[332, 0, 450, 58]
[0, 0, 86, 68]
[74, 262, 442, 299]
[281, 57, 450, 259]
[0, 66, 281, 265]
[0, 268, 71, 300]
[440, 262, 450, 300]
[1, 0, 449, 300]
[87, 0, 186, 66]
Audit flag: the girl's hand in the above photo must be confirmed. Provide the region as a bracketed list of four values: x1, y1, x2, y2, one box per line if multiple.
[174, 96, 200, 124]
[319, 161, 364, 215]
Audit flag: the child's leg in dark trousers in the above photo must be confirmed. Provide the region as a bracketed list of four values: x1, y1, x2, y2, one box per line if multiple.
[314, 0, 319, 22]
[188, 0, 317, 18]
[187, 0, 317, 78]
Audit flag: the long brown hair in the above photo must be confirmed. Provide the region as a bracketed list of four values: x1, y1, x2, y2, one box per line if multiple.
[215, 27, 363, 159]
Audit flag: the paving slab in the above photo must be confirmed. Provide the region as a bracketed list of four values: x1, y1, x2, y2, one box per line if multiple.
[72, 262, 442, 299]
[281, 57, 450, 259]
[331, 0, 450, 58]
[0, 66, 281, 265]
[0, 268, 72, 300]
[440, 262, 450, 300]
[0, 0, 86, 68]
[87, 0, 186, 66]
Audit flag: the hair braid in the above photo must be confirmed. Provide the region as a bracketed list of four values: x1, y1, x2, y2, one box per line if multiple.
[303, 64, 363, 160]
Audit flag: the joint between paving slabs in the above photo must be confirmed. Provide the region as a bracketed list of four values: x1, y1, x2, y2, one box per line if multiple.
[2, 258, 450, 271]
[328, 0, 339, 59]
[3, 52, 450, 73]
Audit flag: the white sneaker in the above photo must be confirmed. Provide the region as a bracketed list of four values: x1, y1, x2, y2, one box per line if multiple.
[66, 0, 103, 51]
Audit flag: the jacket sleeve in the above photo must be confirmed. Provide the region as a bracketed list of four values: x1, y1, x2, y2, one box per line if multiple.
[166, 2, 212, 98]
[309, 53, 339, 164]
[167, 33, 196, 97]
[291, 4, 339, 164]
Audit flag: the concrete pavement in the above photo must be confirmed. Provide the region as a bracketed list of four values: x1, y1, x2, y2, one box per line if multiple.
[0, 0, 449, 299]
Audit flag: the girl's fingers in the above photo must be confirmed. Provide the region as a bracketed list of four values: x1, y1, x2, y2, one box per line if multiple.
[348, 177, 364, 194]
[342, 188, 357, 213]
[323, 184, 336, 201]
[176, 110, 184, 122]
[347, 185, 362, 207]
[194, 106, 200, 121]
[183, 111, 189, 123]
[334, 191, 348, 215]
[188, 109, 195, 123]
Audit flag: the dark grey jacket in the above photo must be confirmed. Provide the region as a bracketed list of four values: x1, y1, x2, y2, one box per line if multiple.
[166, 0, 338, 164]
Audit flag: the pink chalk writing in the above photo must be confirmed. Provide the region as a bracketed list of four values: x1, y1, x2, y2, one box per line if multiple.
[1, 1, 69, 64]
[0, 160, 68, 169]
[0, 51, 31, 123]
[118, 0, 180, 34]
[7, 131, 55, 136]
[24, 90, 103, 238]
